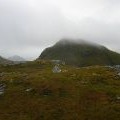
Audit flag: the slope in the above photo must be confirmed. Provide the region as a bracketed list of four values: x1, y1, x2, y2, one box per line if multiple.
[39, 39, 120, 66]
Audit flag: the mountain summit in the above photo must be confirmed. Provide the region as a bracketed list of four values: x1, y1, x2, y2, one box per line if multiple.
[38, 39, 120, 66]
[8, 55, 26, 62]
[0, 56, 13, 65]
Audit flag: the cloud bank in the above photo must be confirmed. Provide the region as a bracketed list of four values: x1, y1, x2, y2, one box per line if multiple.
[0, 0, 120, 60]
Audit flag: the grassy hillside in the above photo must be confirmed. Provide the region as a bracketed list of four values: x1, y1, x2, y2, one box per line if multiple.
[0, 61, 120, 120]
[39, 39, 120, 66]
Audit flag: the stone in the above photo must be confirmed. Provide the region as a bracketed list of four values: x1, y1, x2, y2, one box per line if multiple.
[116, 96, 120, 100]
[113, 65, 120, 71]
[118, 73, 120, 76]
[0, 84, 6, 88]
[62, 70, 68, 73]
[0, 72, 5, 77]
[81, 81, 88, 84]
[0, 91, 4, 95]
[0, 84, 6, 95]
[71, 74, 76, 77]
[92, 73, 97, 76]
[25, 88, 33, 92]
[52, 65, 61, 73]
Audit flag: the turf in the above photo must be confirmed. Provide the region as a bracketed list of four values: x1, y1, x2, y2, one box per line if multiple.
[0, 61, 120, 120]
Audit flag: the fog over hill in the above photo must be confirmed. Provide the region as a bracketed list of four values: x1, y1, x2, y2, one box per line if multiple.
[39, 39, 120, 67]
[0, 0, 120, 60]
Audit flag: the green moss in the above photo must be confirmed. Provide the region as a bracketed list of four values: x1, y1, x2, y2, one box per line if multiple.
[0, 61, 120, 120]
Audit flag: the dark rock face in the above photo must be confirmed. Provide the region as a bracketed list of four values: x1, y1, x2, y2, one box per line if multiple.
[38, 39, 120, 67]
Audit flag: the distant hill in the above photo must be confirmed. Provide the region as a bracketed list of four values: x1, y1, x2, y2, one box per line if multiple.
[38, 39, 120, 66]
[0, 56, 13, 65]
[8, 55, 26, 62]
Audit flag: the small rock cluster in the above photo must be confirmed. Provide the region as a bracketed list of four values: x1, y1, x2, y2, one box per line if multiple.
[0, 84, 6, 95]
[52, 65, 61, 73]
[114, 65, 120, 70]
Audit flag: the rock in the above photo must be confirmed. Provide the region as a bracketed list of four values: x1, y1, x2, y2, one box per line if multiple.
[0, 84, 6, 95]
[118, 73, 120, 76]
[62, 70, 68, 73]
[25, 88, 33, 92]
[0, 84, 6, 88]
[92, 73, 97, 76]
[116, 96, 120, 100]
[52, 65, 61, 73]
[81, 81, 88, 84]
[0, 72, 5, 77]
[0, 91, 4, 95]
[71, 74, 76, 77]
[113, 65, 120, 71]
[22, 73, 28, 77]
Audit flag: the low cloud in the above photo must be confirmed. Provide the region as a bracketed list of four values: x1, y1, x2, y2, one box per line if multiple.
[0, 0, 120, 60]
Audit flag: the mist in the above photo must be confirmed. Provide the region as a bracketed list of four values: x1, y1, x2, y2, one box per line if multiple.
[0, 0, 120, 60]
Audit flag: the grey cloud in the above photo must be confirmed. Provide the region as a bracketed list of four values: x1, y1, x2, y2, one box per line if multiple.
[0, 0, 120, 60]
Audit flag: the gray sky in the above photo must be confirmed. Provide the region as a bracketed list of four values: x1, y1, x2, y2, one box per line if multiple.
[0, 0, 120, 60]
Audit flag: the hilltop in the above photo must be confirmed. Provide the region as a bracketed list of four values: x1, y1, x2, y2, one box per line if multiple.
[39, 39, 120, 66]
[8, 55, 26, 62]
[0, 56, 13, 65]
